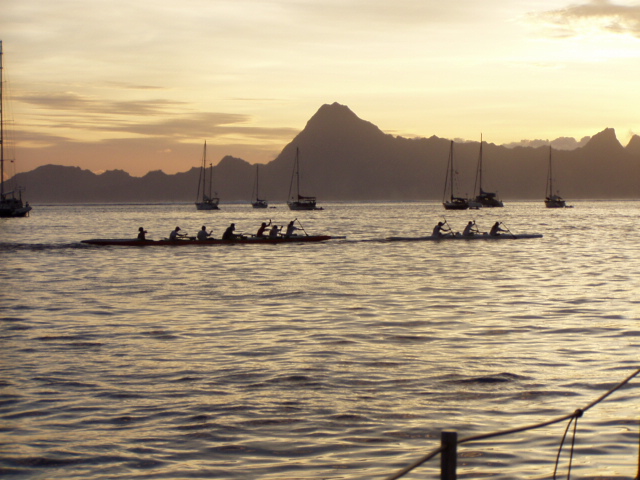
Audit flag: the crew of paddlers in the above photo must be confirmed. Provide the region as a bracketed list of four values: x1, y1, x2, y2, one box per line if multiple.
[432, 220, 511, 238]
[136, 219, 516, 241]
[137, 219, 304, 241]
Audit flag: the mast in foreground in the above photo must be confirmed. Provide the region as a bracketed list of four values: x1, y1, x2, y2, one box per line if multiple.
[0, 40, 32, 217]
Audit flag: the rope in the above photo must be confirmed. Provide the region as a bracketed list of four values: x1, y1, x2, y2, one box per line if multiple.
[384, 368, 640, 480]
[553, 410, 582, 480]
[636, 417, 640, 480]
[383, 447, 444, 480]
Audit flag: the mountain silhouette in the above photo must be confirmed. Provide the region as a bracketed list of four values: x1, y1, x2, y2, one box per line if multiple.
[10, 102, 640, 203]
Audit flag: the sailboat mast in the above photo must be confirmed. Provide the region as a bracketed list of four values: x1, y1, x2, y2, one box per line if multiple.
[450, 141, 456, 201]
[196, 142, 203, 201]
[443, 140, 453, 202]
[202, 141, 209, 201]
[477, 134, 483, 195]
[547, 146, 553, 197]
[208, 162, 212, 199]
[0, 40, 4, 198]
[295, 147, 300, 198]
[288, 147, 300, 201]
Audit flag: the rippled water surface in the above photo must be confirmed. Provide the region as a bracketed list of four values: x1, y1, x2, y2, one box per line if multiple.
[1, 201, 639, 479]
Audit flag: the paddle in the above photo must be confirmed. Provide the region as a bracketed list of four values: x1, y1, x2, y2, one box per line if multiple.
[471, 219, 487, 235]
[295, 218, 309, 237]
[442, 217, 455, 237]
[500, 222, 516, 239]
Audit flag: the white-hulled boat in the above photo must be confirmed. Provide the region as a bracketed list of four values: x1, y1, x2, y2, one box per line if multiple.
[473, 135, 503, 208]
[442, 140, 469, 210]
[195, 141, 220, 210]
[287, 147, 321, 210]
[544, 146, 568, 208]
[251, 164, 268, 208]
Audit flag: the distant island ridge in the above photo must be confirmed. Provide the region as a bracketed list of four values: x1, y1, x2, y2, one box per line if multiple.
[9, 103, 640, 203]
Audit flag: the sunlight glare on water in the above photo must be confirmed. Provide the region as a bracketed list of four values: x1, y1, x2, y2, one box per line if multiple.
[1, 201, 639, 480]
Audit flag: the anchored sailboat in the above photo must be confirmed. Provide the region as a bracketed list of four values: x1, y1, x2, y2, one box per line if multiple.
[195, 141, 220, 210]
[251, 164, 268, 208]
[442, 141, 469, 210]
[544, 146, 568, 208]
[0, 41, 31, 218]
[287, 147, 321, 210]
[472, 135, 503, 208]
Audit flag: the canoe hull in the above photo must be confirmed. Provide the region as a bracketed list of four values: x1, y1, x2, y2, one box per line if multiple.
[386, 233, 543, 241]
[81, 235, 333, 246]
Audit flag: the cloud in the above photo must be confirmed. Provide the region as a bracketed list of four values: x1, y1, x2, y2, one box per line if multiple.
[107, 113, 299, 141]
[533, 0, 640, 38]
[17, 92, 186, 116]
[15, 93, 298, 143]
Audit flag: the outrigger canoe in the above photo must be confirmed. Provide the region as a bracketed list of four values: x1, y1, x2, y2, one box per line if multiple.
[386, 233, 543, 241]
[81, 235, 334, 246]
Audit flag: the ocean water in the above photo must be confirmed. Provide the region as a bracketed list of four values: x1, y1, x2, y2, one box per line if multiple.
[1, 201, 639, 480]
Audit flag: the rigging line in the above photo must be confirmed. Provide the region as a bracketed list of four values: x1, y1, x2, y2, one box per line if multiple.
[581, 368, 640, 413]
[385, 368, 640, 480]
[553, 417, 574, 480]
[460, 368, 640, 446]
[567, 415, 579, 480]
[552, 412, 582, 480]
[636, 418, 640, 480]
[383, 446, 444, 480]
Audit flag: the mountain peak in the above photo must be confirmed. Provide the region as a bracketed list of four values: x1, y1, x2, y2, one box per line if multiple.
[584, 127, 623, 151]
[308, 102, 361, 124]
[625, 134, 640, 156]
[302, 102, 385, 140]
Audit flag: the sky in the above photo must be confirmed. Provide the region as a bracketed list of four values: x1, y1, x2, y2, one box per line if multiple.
[2, 0, 640, 176]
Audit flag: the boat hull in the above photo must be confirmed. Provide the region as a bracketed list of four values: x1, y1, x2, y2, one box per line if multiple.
[195, 201, 220, 210]
[475, 194, 504, 208]
[545, 197, 567, 208]
[81, 235, 334, 246]
[287, 201, 322, 211]
[443, 201, 469, 210]
[0, 204, 32, 217]
[386, 233, 543, 241]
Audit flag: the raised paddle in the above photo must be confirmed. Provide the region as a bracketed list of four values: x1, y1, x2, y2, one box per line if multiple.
[442, 217, 455, 237]
[500, 222, 516, 239]
[295, 218, 309, 236]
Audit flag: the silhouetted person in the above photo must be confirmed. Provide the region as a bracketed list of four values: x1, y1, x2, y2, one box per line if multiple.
[222, 223, 238, 240]
[256, 220, 271, 237]
[197, 225, 213, 241]
[463, 221, 478, 237]
[285, 221, 298, 238]
[432, 221, 450, 238]
[269, 225, 280, 238]
[169, 226, 186, 241]
[489, 222, 506, 237]
[137, 227, 147, 240]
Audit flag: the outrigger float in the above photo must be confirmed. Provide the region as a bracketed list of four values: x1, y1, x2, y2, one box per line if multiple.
[81, 235, 335, 246]
[386, 233, 543, 241]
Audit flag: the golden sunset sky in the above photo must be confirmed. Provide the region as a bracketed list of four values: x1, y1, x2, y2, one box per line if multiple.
[2, 0, 640, 176]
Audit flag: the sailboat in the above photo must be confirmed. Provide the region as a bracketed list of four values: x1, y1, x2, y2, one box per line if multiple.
[287, 147, 320, 210]
[195, 141, 220, 210]
[442, 141, 469, 210]
[251, 164, 268, 208]
[544, 146, 567, 208]
[472, 135, 503, 208]
[0, 41, 31, 218]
